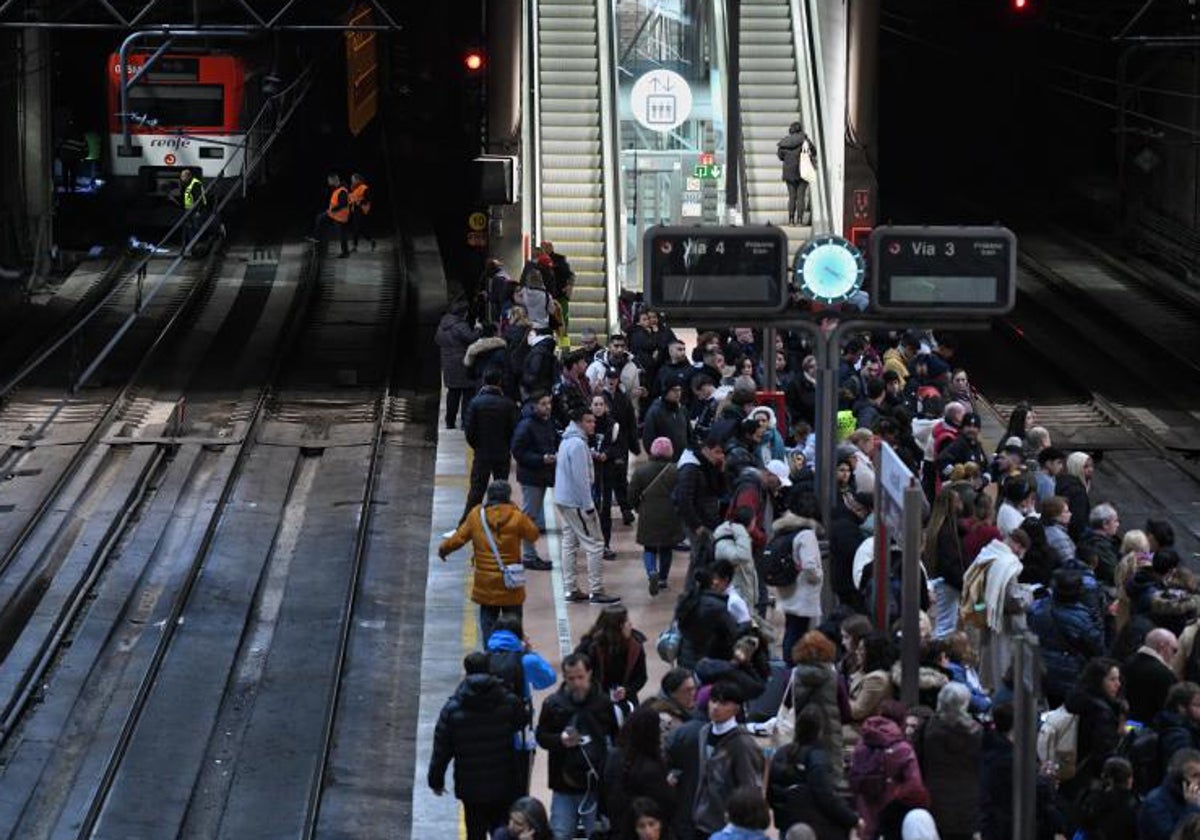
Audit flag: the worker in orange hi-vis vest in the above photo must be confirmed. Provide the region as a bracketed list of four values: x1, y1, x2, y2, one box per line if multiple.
[306, 172, 351, 258]
[348, 172, 376, 252]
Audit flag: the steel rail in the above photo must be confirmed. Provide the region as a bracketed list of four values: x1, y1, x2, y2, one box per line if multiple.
[67, 242, 328, 840]
[300, 123, 408, 839]
[0, 243, 229, 735]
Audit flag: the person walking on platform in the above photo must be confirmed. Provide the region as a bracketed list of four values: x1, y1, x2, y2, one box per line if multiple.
[307, 172, 351, 258]
[176, 168, 207, 256]
[777, 121, 815, 226]
[436, 300, 481, 430]
[428, 651, 530, 840]
[439, 480, 539, 643]
[555, 407, 619, 605]
[347, 172, 376, 252]
[461, 368, 518, 523]
[511, 392, 557, 571]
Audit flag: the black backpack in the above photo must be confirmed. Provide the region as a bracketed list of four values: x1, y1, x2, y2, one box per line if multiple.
[1120, 726, 1163, 794]
[487, 649, 527, 702]
[761, 528, 801, 588]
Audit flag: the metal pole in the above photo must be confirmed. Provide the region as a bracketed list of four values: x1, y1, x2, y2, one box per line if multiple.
[900, 483, 923, 706]
[119, 29, 250, 153]
[1012, 634, 1037, 840]
[816, 360, 837, 528]
[764, 326, 777, 391]
[873, 443, 888, 631]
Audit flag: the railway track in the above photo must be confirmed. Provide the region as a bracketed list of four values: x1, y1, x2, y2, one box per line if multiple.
[0, 180, 410, 835]
[962, 230, 1200, 555]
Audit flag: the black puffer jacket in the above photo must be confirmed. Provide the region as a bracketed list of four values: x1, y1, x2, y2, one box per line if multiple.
[428, 673, 529, 802]
[921, 714, 983, 836]
[465, 386, 518, 460]
[535, 682, 619, 793]
[511, 402, 557, 487]
[768, 743, 858, 840]
[675, 590, 738, 670]
[673, 448, 725, 532]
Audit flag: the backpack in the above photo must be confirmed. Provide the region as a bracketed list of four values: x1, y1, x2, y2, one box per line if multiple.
[761, 529, 801, 588]
[1120, 726, 1163, 794]
[849, 741, 893, 802]
[1185, 627, 1200, 684]
[959, 561, 990, 629]
[1036, 706, 1080, 782]
[486, 649, 527, 701]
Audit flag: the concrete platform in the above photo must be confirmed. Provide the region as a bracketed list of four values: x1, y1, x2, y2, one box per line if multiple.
[412, 393, 693, 837]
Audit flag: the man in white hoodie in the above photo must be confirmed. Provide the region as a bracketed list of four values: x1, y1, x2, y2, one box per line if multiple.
[555, 408, 620, 605]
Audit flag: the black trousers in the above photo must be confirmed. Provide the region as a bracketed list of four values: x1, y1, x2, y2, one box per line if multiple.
[313, 212, 349, 255]
[445, 388, 472, 429]
[350, 210, 374, 248]
[462, 800, 510, 840]
[462, 456, 511, 523]
[785, 179, 810, 223]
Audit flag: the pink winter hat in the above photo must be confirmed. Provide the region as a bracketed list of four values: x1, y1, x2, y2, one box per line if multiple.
[650, 437, 675, 459]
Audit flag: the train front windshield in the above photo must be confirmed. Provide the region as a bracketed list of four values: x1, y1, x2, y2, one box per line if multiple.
[128, 85, 225, 128]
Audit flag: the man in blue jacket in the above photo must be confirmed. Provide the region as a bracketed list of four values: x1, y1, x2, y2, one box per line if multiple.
[555, 408, 618, 604]
[511, 392, 557, 570]
[1139, 748, 1200, 840]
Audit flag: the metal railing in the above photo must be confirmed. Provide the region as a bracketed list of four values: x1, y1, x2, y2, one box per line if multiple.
[789, 0, 834, 234]
[598, 0, 622, 331]
[0, 55, 317, 402]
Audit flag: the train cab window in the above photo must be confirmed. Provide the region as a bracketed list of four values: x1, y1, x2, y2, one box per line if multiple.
[128, 85, 224, 128]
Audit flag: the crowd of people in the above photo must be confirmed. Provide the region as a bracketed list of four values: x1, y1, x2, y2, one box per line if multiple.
[432, 265, 1200, 840]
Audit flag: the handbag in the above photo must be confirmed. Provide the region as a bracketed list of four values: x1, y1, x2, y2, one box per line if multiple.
[767, 669, 796, 749]
[656, 620, 682, 663]
[480, 507, 526, 590]
[799, 145, 817, 184]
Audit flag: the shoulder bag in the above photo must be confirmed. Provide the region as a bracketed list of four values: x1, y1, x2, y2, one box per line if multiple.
[480, 507, 526, 590]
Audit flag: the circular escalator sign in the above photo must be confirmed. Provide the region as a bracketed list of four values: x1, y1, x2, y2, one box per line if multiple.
[631, 70, 692, 132]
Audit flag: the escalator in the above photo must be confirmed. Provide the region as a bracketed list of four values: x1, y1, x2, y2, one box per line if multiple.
[532, 0, 615, 340]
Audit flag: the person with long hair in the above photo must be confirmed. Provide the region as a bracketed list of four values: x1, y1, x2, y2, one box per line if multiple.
[575, 605, 648, 707]
[1056, 451, 1095, 542]
[924, 487, 966, 639]
[493, 796, 553, 840]
[788, 631, 845, 786]
[849, 633, 897, 723]
[674, 567, 739, 670]
[1063, 657, 1127, 801]
[602, 706, 676, 839]
[769, 706, 861, 839]
[997, 401, 1033, 453]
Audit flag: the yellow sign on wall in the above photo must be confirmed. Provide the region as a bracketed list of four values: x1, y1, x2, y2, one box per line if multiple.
[346, 5, 379, 137]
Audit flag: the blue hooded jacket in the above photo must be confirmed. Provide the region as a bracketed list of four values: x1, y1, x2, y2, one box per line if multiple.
[485, 629, 556, 699]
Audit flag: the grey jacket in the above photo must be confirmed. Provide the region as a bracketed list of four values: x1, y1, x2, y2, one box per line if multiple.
[554, 422, 594, 509]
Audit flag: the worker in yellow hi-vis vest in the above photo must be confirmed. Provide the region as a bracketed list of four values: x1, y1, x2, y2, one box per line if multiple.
[177, 168, 207, 257]
[307, 172, 350, 258]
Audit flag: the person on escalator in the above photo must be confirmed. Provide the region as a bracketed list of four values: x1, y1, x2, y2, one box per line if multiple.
[777, 122, 816, 226]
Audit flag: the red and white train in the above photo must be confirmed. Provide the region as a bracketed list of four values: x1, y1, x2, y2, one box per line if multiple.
[106, 51, 261, 198]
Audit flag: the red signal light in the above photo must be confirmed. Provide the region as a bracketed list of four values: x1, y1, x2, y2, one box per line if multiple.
[464, 50, 485, 72]
[1013, 0, 1028, 9]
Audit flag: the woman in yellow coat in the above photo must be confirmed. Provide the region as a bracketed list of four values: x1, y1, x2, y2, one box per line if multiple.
[439, 480, 540, 643]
